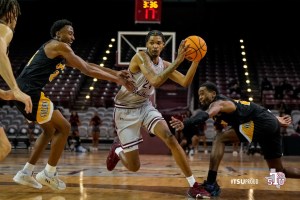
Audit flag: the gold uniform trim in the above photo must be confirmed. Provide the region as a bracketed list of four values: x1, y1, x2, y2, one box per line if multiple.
[36, 92, 54, 124]
[239, 120, 254, 142]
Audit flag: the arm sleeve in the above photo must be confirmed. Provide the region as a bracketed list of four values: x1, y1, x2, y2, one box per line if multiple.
[183, 111, 209, 128]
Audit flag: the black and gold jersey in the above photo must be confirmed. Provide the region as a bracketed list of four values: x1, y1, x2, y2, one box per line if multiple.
[16, 41, 65, 92]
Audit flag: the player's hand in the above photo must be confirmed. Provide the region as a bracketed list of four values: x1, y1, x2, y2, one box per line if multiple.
[117, 70, 135, 92]
[12, 89, 32, 114]
[118, 70, 132, 80]
[277, 115, 292, 128]
[175, 40, 189, 64]
[169, 116, 184, 131]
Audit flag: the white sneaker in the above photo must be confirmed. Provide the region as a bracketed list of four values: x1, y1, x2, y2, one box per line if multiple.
[36, 170, 66, 190]
[13, 170, 42, 189]
[185, 149, 189, 154]
[76, 146, 87, 153]
[233, 151, 238, 156]
[189, 149, 194, 156]
[69, 144, 75, 151]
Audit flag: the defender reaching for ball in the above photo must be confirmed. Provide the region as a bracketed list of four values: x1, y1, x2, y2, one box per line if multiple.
[106, 30, 210, 199]
[13, 19, 134, 190]
[170, 81, 300, 197]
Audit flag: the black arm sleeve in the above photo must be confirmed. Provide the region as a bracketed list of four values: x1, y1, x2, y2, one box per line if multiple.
[183, 111, 209, 128]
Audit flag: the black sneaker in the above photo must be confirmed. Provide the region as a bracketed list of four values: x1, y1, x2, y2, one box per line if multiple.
[201, 180, 221, 197]
[247, 144, 255, 155]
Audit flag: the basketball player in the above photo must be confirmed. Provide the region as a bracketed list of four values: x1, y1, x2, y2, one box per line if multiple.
[13, 19, 134, 190]
[169, 81, 300, 197]
[106, 30, 211, 199]
[0, 0, 33, 161]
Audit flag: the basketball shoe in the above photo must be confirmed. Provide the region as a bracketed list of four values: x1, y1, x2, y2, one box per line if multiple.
[187, 182, 211, 199]
[200, 180, 221, 197]
[247, 143, 256, 155]
[188, 148, 195, 156]
[106, 138, 121, 171]
[13, 170, 42, 189]
[36, 170, 66, 190]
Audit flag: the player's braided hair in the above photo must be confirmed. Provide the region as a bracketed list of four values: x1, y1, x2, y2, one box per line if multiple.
[0, 0, 21, 24]
[145, 30, 166, 43]
[50, 19, 72, 38]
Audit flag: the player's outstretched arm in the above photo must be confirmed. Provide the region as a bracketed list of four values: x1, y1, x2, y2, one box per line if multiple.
[87, 63, 134, 92]
[59, 44, 134, 91]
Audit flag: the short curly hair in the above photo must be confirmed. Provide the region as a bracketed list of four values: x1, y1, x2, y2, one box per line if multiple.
[50, 19, 72, 38]
[200, 81, 220, 95]
[145, 30, 166, 44]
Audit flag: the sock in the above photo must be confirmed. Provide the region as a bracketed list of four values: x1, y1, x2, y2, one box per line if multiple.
[22, 162, 35, 175]
[45, 163, 57, 177]
[207, 170, 217, 184]
[186, 175, 196, 187]
[115, 147, 123, 156]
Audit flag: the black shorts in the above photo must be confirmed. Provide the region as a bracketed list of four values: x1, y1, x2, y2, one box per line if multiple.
[182, 126, 197, 145]
[254, 111, 282, 160]
[236, 111, 282, 160]
[14, 90, 54, 124]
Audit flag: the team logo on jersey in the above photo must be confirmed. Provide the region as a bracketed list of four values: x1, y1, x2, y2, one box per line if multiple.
[49, 63, 65, 82]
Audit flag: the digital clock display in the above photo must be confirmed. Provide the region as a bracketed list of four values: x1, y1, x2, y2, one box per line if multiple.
[135, 0, 162, 24]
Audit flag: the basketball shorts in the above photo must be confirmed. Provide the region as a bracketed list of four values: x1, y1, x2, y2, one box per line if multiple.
[237, 111, 282, 160]
[14, 91, 54, 124]
[114, 102, 164, 153]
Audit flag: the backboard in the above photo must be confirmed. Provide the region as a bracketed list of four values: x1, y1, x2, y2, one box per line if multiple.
[116, 31, 176, 66]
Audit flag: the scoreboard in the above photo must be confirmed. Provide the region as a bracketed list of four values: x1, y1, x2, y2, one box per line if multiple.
[135, 0, 162, 24]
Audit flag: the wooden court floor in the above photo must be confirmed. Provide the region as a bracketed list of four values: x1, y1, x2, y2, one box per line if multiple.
[0, 148, 300, 200]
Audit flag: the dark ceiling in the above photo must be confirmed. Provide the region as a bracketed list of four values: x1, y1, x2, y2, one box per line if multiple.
[10, 0, 299, 50]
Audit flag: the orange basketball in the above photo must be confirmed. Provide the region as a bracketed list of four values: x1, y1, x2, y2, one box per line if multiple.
[184, 35, 207, 62]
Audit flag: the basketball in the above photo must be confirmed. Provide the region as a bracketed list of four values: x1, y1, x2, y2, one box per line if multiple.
[184, 35, 207, 62]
